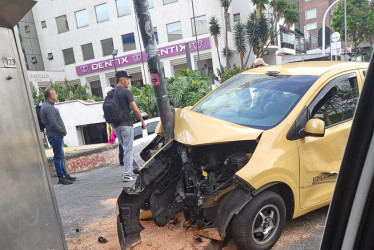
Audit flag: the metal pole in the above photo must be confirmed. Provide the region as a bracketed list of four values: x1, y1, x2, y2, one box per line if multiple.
[191, 0, 201, 73]
[323, 0, 341, 56]
[344, 0, 347, 60]
[113, 55, 117, 74]
[133, 0, 174, 142]
[185, 43, 192, 69]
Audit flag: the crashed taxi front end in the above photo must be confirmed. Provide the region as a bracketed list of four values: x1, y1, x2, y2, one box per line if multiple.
[117, 109, 263, 248]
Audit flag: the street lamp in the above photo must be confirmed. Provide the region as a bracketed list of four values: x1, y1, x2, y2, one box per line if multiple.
[112, 49, 118, 74]
[191, 0, 201, 74]
[322, 0, 341, 56]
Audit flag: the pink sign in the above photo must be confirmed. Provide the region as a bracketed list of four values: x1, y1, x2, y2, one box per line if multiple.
[76, 37, 211, 76]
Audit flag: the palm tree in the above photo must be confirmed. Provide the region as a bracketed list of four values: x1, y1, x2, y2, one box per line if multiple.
[270, 0, 289, 23]
[218, 0, 232, 69]
[284, 4, 299, 28]
[233, 21, 247, 69]
[252, 0, 269, 18]
[209, 16, 223, 69]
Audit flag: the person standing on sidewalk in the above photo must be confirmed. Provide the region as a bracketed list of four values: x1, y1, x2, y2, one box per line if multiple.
[40, 88, 76, 185]
[112, 70, 146, 182]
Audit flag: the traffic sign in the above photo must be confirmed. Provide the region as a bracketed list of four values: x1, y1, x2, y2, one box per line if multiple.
[331, 32, 340, 42]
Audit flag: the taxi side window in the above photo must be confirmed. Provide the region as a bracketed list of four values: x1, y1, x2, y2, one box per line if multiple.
[312, 75, 359, 127]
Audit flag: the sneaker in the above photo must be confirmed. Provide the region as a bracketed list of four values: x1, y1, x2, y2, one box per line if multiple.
[65, 175, 76, 181]
[58, 177, 73, 185]
[122, 175, 136, 182]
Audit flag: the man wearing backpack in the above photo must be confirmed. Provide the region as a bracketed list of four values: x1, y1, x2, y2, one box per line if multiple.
[109, 70, 145, 182]
[40, 88, 76, 185]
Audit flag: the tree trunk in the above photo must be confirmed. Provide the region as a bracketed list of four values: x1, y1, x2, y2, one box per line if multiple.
[214, 36, 222, 68]
[224, 11, 231, 69]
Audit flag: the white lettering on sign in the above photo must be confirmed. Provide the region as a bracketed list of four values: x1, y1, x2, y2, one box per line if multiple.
[160, 48, 169, 56]
[98, 62, 104, 69]
[2, 57, 16, 68]
[104, 61, 112, 68]
[120, 57, 128, 64]
[92, 64, 99, 70]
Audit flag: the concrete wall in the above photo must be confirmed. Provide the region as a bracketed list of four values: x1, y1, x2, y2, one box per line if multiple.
[47, 144, 119, 176]
[55, 100, 105, 147]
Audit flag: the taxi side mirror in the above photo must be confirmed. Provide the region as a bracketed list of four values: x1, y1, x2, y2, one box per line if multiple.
[302, 118, 325, 137]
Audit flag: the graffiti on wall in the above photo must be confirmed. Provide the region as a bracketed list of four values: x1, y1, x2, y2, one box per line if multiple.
[67, 155, 106, 172]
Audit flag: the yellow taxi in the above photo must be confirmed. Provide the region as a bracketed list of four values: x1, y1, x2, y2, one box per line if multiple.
[117, 61, 368, 250]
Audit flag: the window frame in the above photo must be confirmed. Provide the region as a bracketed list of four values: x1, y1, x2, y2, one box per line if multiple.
[100, 38, 114, 57]
[116, 0, 131, 17]
[81, 43, 95, 61]
[163, 0, 177, 5]
[166, 21, 183, 42]
[122, 32, 137, 52]
[305, 8, 317, 20]
[75, 9, 89, 28]
[309, 72, 359, 128]
[62, 48, 76, 65]
[95, 3, 110, 23]
[56, 15, 69, 34]
[305, 22, 317, 31]
[41, 20, 47, 29]
[191, 15, 208, 36]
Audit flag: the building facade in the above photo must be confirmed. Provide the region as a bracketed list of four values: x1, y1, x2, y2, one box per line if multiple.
[299, 0, 331, 39]
[28, 0, 258, 97]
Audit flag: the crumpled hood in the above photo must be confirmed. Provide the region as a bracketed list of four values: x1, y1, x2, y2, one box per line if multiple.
[174, 109, 263, 146]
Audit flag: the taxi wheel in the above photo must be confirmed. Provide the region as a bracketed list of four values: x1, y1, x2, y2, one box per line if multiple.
[232, 191, 286, 250]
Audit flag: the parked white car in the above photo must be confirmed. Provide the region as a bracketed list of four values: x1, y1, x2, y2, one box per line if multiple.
[133, 117, 160, 146]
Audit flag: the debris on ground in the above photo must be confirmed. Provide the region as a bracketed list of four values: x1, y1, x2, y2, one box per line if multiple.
[98, 236, 108, 243]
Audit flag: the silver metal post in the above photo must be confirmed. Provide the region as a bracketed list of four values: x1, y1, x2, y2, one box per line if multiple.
[323, 0, 342, 56]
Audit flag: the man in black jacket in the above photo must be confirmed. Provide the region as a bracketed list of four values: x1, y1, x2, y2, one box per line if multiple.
[40, 88, 76, 185]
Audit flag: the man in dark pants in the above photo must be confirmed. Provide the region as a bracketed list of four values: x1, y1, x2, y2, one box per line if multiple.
[40, 88, 76, 185]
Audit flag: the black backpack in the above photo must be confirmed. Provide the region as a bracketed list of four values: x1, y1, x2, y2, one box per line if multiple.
[103, 88, 124, 124]
[35, 104, 45, 132]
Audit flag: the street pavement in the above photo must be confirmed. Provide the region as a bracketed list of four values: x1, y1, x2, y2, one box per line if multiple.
[53, 142, 328, 249]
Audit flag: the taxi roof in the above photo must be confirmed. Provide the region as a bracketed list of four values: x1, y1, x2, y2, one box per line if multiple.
[243, 61, 368, 76]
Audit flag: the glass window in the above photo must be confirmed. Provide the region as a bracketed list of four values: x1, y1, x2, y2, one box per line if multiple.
[153, 27, 159, 44]
[134, 126, 143, 140]
[312, 75, 359, 127]
[305, 22, 317, 31]
[193, 74, 318, 129]
[101, 38, 114, 56]
[191, 15, 208, 36]
[41, 21, 47, 29]
[149, 0, 154, 8]
[62, 48, 75, 65]
[225, 13, 232, 32]
[56, 15, 69, 33]
[305, 8, 316, 20]
[116, 0, 131, 17]
[233, 13, 241, 22]
[122, 33, 136, 52]
[164, 0, 177, 4]
[167, 21, 182, 42]
[95, 3, 109, 23]
[81, 43, 95, 61]
[147, 121, 158, 135]
[75, 9, 89, 28]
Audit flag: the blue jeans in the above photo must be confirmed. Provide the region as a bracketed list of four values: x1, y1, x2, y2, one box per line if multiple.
[113, 126, 139, 177]
[48, 136, 68, 178]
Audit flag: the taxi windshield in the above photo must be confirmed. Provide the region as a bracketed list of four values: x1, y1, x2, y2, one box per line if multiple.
[192, 73, 318, 129]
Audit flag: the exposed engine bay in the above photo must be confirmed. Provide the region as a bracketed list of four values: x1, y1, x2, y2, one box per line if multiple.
[117, 135, 257, 248]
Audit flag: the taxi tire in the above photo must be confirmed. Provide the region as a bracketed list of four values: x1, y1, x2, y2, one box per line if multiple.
[232, 191, 286, 250]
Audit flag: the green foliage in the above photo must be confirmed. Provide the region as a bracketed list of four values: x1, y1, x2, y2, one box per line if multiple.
[71, 84, 90, 100]
[209, 16, 223, 68]
[221, 47, 234, 59]
[332, 0, 374, 51]
[166, 69, 212, 108]
[233, 21, 247, 68]
[131, 83, 159, 118]
[31, 85, 44, 104]
[63, 143, 68, 148]
[215, 65, 248, 83]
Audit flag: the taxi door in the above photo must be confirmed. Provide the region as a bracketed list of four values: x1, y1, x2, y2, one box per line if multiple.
[297, 71, 360, 209]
